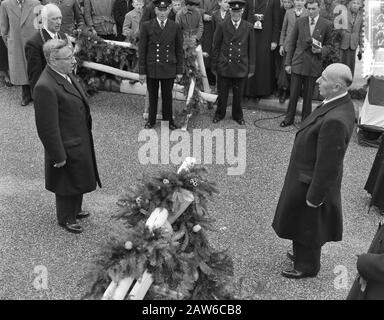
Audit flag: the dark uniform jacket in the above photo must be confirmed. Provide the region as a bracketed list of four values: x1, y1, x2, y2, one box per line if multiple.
[272, 94, 355, 248]
[139, 18, 183, 79]
[211, 18, 256, 78]
[285, 15, 332, 77]
[113, 0, 133, 39]
[347, 222, 384, 300]
[33, 66, 101, 196]
[25, 29, 68, 92]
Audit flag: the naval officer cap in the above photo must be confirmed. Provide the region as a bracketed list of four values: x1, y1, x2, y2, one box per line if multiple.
[154, 0, 171, 9]
[229, 0, 245, 10]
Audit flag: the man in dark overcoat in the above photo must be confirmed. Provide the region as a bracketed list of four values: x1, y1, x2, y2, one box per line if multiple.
[272, 63, 356, 279]
[347, 220, 384, 300]
[280, 0, 332, 127]
[33, 39, 101, 234]
[211, 0, 255, 125]
[25, 3, 70, 92]
[139, 0, 183, 130]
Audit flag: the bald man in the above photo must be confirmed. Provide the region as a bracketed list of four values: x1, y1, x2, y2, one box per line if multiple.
[272, 63, 356, 279]
[25, 3, 71, 92]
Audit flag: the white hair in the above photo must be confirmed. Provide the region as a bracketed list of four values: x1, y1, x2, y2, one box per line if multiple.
[41, 3, 61, 30]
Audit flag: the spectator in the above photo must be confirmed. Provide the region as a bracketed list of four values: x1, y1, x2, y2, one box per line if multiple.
[212, 0, 229, 27]
[113, 0, 133, 41]
[122, 0, 143, 42]
[280, 0, 332, 127]
[340, 0, 363, 77]
[243, 0, 280, 102]
[42, 0, 85, 35]
[0, 0, 11, 86]
[26, 3, 71, 92]
[84, 0, 117, 40]
[347, 221, 384, 300]
[175, 0, 203, 44]
[278, 0, 307, 103]
[199, 0, 219, 86]
[0, 0, 41, 106]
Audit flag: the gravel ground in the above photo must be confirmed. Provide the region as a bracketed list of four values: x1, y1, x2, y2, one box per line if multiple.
[0, 83, 382, 300]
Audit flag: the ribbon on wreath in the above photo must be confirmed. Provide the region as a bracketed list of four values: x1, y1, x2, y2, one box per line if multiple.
[168, 188, 194, 224]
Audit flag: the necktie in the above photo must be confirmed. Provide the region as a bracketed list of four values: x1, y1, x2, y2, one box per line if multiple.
[234, 22, 238, 29]
[160, 21, 165, 29]
[54, 33, 58, 39]
[310, 17, 315, 25]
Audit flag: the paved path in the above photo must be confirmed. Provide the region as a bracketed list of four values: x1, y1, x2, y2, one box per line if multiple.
[0, 84, 381, 300]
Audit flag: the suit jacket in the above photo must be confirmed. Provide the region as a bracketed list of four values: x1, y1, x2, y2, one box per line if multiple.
[33, 66, 101, 196]
[139, 18, 183, 79]
[279, 8, 308, 50]
[211, 18, 255, 78]
[0, 0, 40, 85]
[25, 29, 68, 91]
[272, 94, 355, 247]
[347, 222, 384, 300]
[340, 9, 363, 50]
[285, 15, 332, 77]
[113, 0, 133, 37]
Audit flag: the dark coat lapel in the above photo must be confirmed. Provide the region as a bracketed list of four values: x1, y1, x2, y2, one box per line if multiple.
[68, 73, 90, 108]
[297, 94, 351, 135]
[303, 17, 311, 40]
[159, 19, 171, 43]
[46, 66, 82, 100]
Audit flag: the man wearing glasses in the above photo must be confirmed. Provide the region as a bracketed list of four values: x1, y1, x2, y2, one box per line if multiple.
[33, 39, 101, 234]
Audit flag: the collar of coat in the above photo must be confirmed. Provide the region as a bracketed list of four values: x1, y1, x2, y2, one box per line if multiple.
[297, 94, 352, 134]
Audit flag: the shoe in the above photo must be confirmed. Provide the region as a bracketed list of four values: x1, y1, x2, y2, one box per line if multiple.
[21, 97, 32, 106]
[281, 269, 317, 279]
[76, 211, 90, 219]
[279, 91, 287, 103]
[59, 222, 83, 234]
[144, 122, 154, 129]
[213, 117, 222, 123]
[169, 123, 179, 131]
[286, 250, 295, 262]
[234, 118, 245, 125]
[279, 120, 293, 127]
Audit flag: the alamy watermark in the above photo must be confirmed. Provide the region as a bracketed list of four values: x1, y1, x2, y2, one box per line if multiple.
[138, 122, 247, 175]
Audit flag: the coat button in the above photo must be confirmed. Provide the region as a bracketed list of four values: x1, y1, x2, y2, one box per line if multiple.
[157, 44, 159, 46]
[156, 59, 159, 62]
[239, 42, 241, 45]
[229, 59, 231, 62]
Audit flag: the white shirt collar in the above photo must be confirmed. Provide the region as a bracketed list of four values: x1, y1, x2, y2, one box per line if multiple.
[323, 91, 348, 105]
[232, 19, 241, 28]
[157, 18, 167, 27]
[44, 27, 58, 40]
[309, 14, 319, 25]
[50, 66, 70, 80]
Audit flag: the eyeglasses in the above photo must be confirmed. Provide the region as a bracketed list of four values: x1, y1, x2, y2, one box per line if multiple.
[55, 55, 75, 61]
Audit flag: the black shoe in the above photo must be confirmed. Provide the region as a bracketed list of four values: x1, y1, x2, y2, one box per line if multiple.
[169, 123, 179, 131]
[76, 211, 90, 219]
[59, 222, 83, 234]
[281, 269, 317, 279]
[234, 118, 245, 125]
[279, 120, 293, 127]
[286, 250, 295, 262]
[279, 91, 287, 103]
[213, 117, 222, 123]
[144, 122, 154, 129]
[21, 97, 32, 106]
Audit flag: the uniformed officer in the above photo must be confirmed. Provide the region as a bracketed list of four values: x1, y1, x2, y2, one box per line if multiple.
[211, 0, 255, 125]
[139, 0, 184, 130]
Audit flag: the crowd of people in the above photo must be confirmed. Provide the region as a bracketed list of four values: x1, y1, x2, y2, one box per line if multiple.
[1, 0, 383, 300]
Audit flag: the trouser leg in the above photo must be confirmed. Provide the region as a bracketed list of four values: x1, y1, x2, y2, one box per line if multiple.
[284, 73, 302, 123]
[55, 194, 83, 225]
[293, 241, 321, 275]
[160, 78, 175, 124]
[215, 75, 230, 119]
[301, 76, 316, 121]
[147, 77, 159, 125]
[231, 77, 246, 120]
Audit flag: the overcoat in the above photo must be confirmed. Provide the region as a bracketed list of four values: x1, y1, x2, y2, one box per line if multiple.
[139, 18, 183, 79]
[25, 28, 68, 91]
[211, 17, 255, 78]
[272, 94, 355, 247]
[0, 0, 41, 85]
[33, 66, 101, 196]
[243, 0, 280, 97]
[285, 15, 332, 77]
[347, 222, 384, 300]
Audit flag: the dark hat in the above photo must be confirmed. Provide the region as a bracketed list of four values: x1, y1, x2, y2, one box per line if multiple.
[185, 0, 200, 5]
[228, 0, 245, 10]
[153, 0, 171, 8]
